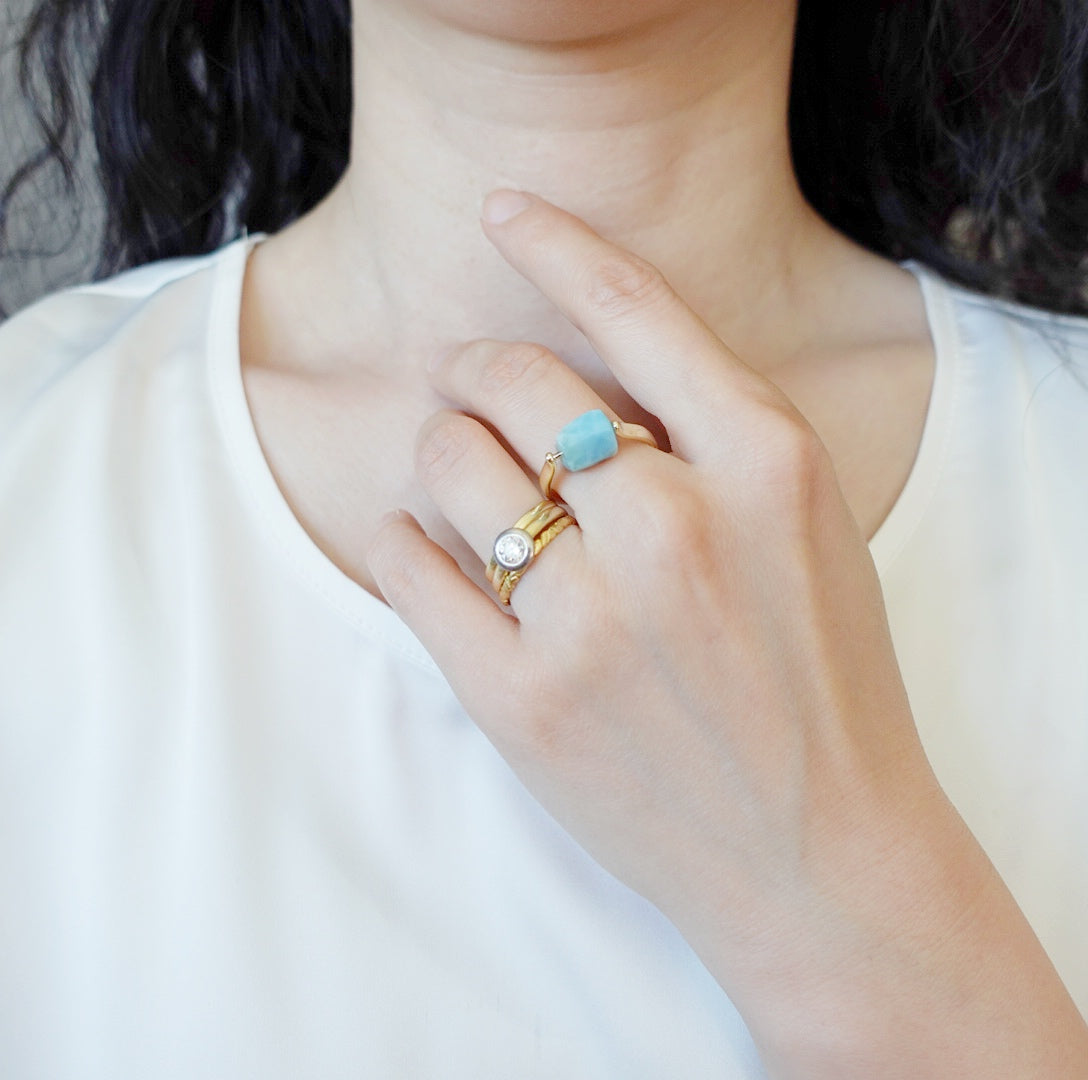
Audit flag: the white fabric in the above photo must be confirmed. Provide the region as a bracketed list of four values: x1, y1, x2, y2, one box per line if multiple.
[0, 236, 1085, 1078]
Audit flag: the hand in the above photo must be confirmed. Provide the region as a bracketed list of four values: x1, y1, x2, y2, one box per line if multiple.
[367, 192, 1088, 1077]
[370, 186, 926, 928]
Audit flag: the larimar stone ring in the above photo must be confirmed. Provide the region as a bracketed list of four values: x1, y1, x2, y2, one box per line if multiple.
[487, 499, 577, 605]
[539, 408, 659, 500]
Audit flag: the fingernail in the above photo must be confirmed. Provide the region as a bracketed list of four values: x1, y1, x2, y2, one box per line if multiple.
[482, 190, 533, 225]
[378, 509, 409, 528]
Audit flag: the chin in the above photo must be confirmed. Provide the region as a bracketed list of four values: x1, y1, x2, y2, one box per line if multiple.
[399, 0, 709, 45]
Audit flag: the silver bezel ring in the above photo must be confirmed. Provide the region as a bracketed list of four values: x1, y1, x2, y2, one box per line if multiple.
[492, 527, 535, 572]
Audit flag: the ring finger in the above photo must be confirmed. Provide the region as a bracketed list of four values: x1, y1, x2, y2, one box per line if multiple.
[415, 408, 583, 608]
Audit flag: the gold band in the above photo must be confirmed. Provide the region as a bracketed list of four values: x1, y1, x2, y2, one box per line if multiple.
[496, 513, 576, 605]
[614, 420, 659, 447]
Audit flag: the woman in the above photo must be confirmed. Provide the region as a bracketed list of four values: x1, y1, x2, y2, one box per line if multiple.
[1, 0, 1087, 1076]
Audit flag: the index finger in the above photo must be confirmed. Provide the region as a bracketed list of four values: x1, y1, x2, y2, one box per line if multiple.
[480, 190, 786, 459]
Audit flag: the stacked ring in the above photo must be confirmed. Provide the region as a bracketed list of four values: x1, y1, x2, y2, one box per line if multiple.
[488, 499, 577, 605]
[539, 408, 658, 500]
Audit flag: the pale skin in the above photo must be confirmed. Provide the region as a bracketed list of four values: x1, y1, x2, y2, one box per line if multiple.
[238, 0, 1088, 1075]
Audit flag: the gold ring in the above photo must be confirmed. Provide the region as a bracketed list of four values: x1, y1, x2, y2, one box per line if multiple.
[488, 498, 577, 606]
[497, 514, 577, 605]
[539, 408, 658, 501]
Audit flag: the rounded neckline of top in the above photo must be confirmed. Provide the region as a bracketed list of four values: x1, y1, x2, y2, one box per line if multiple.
[206, 234, 442, 675]
[867, 260, 961, 576]
[207, 236, 958, 655]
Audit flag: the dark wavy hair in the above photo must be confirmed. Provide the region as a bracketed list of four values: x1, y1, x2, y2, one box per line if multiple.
[3, 0, 1088, 317]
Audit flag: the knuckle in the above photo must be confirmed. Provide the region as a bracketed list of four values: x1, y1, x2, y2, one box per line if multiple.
[747, 407, 834, 514]
[369, 529, 425, 607]
[478, 341, 557, 397]
[511, 664, 598, 765]
[375, 552, 420, 607]
[582, 252, 671, 320]
[414, 414, 475, 485]
[517, 699, 572, 762]
[628, 479, 717, 567]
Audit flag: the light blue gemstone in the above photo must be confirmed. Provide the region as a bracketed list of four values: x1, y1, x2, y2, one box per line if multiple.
[556, 409, 618, 472]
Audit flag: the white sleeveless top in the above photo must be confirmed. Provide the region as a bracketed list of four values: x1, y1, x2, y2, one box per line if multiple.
[1, 238, 1086, 1078]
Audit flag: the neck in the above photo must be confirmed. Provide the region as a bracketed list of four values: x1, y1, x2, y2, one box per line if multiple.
[251, 0, 850, 391]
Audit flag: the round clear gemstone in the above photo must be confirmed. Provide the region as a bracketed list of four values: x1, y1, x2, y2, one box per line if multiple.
[494, 529, 534, 571]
